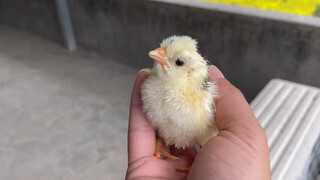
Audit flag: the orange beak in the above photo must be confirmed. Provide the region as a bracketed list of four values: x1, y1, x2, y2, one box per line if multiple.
[148, 48, 168, 68]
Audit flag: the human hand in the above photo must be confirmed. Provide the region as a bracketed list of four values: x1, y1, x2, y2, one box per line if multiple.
[126, 67, 270, 180]
[187, 66, 271, 179]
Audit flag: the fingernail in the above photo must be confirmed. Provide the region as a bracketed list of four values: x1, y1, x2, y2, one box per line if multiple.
[139, 68, 150, 74]
[139, 68, 147, 73]
[209, 65, 225, 79]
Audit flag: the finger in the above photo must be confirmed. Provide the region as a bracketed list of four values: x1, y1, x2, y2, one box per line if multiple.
[128, 70, 156, 165]
[208, 65, 225, 81]
[208, 66, 264, 137]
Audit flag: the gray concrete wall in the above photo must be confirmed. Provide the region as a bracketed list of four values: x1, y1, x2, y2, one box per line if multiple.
[0, 0, 62, 43]
[67, 0, 320, 101]
[1, 0, 320, 101]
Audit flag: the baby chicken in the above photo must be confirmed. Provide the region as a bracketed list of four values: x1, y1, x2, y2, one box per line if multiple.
[141, 35, 218, 161]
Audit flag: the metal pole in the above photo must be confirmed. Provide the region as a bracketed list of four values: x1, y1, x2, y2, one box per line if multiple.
[55, 0, 77, 51]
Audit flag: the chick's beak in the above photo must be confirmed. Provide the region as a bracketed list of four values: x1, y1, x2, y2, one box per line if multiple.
[148, 48, 168, 68]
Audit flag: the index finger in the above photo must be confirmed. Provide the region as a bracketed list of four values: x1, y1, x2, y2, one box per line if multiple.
[128, 70, 156, 165]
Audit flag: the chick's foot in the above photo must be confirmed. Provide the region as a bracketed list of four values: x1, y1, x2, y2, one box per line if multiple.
[176, 167, 190, 172]
[155, 137, 179, 161]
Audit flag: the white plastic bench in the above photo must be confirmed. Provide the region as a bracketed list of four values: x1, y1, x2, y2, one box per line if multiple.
[250, 79, 320, 180]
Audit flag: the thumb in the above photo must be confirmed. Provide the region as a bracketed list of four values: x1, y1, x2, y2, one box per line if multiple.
[208, 66, 263, 137]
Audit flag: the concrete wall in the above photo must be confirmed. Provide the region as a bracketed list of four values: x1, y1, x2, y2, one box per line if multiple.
[0, 0, 62, 43]
[1, 0, 320, 101]
[67, 0, 320, 101]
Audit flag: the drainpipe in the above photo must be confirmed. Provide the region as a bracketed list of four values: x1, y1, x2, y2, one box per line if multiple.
[55, 0, 77, 51]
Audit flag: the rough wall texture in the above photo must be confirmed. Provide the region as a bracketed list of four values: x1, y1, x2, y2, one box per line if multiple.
[67, 0, 320, 101]
[0, 0, 62, 43]
[0, 0, 319, 101]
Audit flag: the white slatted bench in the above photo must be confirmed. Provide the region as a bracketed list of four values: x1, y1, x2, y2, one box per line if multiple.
[250, 79, 320, 180]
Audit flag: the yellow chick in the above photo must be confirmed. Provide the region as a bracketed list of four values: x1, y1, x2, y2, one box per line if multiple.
[141, 35, 218, 160]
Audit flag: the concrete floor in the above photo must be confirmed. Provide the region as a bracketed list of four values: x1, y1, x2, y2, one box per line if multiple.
[0, 25, 138, 180]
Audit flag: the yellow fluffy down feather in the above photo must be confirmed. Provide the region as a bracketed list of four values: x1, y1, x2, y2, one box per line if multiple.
[141, 35, 218, 149]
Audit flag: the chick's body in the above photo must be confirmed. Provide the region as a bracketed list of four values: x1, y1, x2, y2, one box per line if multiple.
[141, 36, 218, 149]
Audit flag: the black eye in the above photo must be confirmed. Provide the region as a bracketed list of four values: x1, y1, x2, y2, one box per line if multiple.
[175, 59, 184, 66]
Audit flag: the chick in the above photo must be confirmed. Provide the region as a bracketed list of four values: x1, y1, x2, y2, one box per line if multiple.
[141, 35, 218, 161]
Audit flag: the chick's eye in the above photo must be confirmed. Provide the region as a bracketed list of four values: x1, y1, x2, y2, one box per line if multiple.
[175, 59, 184, 66]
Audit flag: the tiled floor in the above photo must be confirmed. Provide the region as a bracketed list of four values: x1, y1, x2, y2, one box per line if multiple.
[0, 25, 138, 180]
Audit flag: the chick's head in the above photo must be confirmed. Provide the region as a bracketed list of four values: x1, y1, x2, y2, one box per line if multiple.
[149, 36, 208, 81]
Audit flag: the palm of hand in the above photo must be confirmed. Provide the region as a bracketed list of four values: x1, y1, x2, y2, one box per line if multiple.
[126, 146, 196, 180]
[126, 126, 264, 180]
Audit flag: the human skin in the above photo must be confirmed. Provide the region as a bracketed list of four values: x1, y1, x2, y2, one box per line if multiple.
[126, 66, 271, 180]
